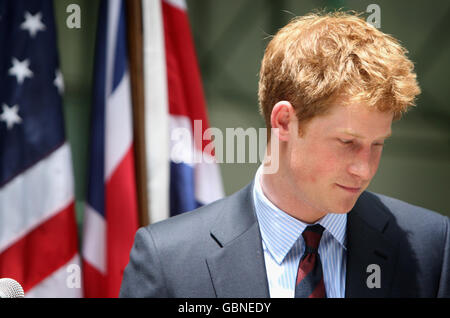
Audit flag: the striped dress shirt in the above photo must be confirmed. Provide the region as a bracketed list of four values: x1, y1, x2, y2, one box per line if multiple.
[252, 166, 347, 298]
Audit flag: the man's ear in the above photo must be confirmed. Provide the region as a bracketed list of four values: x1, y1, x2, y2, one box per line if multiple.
[270, 101, 295, 141]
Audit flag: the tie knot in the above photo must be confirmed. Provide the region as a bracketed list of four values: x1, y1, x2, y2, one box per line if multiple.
[302, 224, 325, 253]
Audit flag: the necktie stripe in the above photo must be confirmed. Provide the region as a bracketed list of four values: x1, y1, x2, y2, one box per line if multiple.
[295, 224, 326, 298]
[309, 278, 326, 298]
[296, 258, 323, 295]
[295, 253, 316, 285]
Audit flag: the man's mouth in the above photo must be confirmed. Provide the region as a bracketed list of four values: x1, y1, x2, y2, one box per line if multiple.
[336, 184, 361, 193]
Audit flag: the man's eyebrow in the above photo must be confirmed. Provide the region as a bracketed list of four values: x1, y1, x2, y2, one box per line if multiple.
[338, 129, 392, 139]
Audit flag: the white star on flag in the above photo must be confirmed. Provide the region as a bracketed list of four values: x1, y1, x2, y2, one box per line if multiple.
[0, 104, 23, 130]
[8, 57, 33, 84]
[20, 11, 46, 38]
[53, 69, 64, 94]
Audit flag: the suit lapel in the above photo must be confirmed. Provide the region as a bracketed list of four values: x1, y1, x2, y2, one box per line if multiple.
[206, 182, 270, 298]
[345, 192, 399, 297]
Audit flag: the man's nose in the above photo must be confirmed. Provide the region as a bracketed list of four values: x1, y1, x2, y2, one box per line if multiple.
[347, 147, 374, 181]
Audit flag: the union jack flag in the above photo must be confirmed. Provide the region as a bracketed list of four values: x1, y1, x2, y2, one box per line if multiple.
[143, 0, 224, 222]
[82, 0, 139, 298]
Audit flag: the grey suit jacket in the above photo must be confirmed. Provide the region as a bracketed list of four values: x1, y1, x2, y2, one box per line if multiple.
[119, 182, 450, 298]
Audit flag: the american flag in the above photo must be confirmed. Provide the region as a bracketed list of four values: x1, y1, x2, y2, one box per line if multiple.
[0, 0, 81, 297]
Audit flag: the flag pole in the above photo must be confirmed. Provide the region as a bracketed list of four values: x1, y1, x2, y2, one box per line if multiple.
[125, 0, 149, 227]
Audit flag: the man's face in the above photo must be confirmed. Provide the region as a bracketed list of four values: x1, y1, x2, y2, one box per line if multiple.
[283, 101, 393, 215]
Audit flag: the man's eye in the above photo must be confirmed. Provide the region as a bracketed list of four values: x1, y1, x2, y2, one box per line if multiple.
[339, 139, 353, 145]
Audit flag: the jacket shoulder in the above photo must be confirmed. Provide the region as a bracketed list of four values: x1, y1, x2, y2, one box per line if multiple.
[368, 191, 448, 228]
[144, 197, 225, 251]
[363, 191, 449, 253]
[363, 192, 450, 297]
[145, 182, 253, 250]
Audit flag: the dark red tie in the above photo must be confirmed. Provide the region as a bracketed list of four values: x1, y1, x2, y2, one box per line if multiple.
[295, 224, 326, 298]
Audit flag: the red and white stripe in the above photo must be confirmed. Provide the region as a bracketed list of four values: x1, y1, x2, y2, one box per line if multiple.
[0, 143, 82, 297]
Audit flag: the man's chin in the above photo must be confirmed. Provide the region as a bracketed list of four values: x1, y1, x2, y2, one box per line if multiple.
[329, 188, 366, 214]
[329, 198, 359, 214]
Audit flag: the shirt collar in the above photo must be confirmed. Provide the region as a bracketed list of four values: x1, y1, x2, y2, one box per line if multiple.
[252, 165, 347, 265]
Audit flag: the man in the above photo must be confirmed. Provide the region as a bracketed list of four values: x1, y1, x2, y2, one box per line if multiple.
[120, 11, 449, 298]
